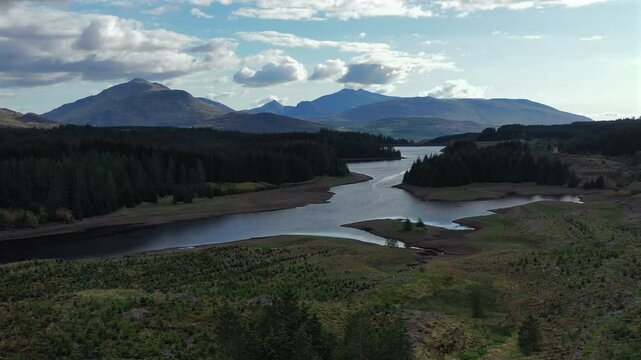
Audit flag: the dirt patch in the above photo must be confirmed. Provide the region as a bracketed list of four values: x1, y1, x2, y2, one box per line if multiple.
[344, 219, 478, 256]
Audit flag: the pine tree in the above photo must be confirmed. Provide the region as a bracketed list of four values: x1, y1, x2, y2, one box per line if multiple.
[518, 315, 541, 355]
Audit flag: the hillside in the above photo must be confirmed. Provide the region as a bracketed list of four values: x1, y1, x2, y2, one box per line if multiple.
[329, 97, 591, 125]
[341, 117, 483, 140]
[43, 79, 227, 127]
[247, 88, 394, 118]
[247, 100, 291, 115]
[197, 112, 325, 133]
[196, 97, 235, 113]
[0, 108, 57, 128]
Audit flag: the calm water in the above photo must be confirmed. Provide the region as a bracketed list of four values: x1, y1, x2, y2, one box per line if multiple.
[0, 147, 580, 262]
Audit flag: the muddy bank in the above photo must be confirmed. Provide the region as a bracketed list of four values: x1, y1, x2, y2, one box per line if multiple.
[0, 173, 371, 242]
[344, 219, 478, 256]
[394, 182, 585, 202]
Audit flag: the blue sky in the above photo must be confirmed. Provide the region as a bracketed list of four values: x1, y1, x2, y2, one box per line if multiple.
[0, 0, 638, 119]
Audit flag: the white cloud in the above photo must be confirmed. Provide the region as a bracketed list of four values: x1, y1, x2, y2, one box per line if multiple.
[190, 8, 214, 18]
[230, 0, 433, 20]
[191, 0, 214, 5]
[422, 39, 448, 46]
[143, 5, 177, 16]
[436, 0, 607, 15]
[492, 31, 543, 40]
[0, 3, 238, 87]
[310, 59, 348, 81]
[252, 95, 288, 106]
[217, 0, 607, 20]
[237, 31, 390, 53]
[338, 63, 404, 85]
[579, 35, 605, 41]
[421, 79, 486, 98]
[233, 50, 307, 87]
[238, 31, 457, 87]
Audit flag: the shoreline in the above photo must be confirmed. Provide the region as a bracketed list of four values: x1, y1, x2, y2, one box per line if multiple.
[393, 182, 586, 202]
[344, 219, 479, 257]
[342, 156, 403, 163]
[0, 172, 372, 242]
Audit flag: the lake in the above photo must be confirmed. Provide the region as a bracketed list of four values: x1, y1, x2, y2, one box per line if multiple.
[0, 146, 580, 262]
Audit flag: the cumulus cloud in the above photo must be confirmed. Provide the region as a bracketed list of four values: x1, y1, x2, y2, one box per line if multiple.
[0, 3, 238, 87]
[310, 59, 348, 81]
[421, 79, 486, 98]
[238, 31, 456, 87]
[233, 50, 307, 87]
[190, 8, 214, 18]
[342, 49, 456, 87]
[338, 63, 403, 85]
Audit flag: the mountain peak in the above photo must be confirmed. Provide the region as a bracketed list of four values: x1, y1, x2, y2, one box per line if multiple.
[44, 80, 225, 127]
[129, 78, 151, 84]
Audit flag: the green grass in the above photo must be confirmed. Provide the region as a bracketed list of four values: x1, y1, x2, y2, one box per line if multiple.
[1, 195, 640, 359]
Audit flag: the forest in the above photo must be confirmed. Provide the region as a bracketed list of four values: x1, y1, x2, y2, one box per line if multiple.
[0, 126, 398, 228]
[403, 141, 570, 187]
[427, 117, 641, 157]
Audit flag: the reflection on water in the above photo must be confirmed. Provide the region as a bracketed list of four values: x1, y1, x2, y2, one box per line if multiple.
[0, 147, 581, 262]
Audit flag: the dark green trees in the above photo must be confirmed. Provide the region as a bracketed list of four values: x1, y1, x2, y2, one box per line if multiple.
[336, 310, 411, 360]
[517, 315, 541, 355]
[215, 289, 335, 360]
[402, 218, 413, 231]
[403, 141, 570, 187]
[214, 291, 411, 360]
[0, 126, 391, 224]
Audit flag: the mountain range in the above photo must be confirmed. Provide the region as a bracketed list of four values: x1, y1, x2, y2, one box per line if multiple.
[248, 88, 394, 118]
[0, 108, 57, 129]
[35, 78, 592, 138]
[323, 97, 590, 126]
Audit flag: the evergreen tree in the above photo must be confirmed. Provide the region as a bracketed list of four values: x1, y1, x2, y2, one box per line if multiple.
[518, 315, 541, 355]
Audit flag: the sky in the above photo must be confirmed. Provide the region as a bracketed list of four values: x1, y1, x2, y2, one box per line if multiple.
[0, 0, 639, 119]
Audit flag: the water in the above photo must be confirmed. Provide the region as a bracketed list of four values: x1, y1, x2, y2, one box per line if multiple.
[0, 147, 580, 262]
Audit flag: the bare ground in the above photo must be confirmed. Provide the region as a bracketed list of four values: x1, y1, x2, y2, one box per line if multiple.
[344, 219, 478, 256]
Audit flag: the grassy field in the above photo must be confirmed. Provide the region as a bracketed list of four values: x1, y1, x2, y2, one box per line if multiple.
[2, 191, 639, 359]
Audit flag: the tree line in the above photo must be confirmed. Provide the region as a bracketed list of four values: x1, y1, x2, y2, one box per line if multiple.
[0, 126, 398, 227]
[215, 288, 411, 360]
[403, 141, 570, 187]
[427, 118, 641, 157]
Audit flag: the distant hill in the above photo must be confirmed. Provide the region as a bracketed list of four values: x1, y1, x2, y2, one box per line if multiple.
[247, 100, 291, 115]
[44, 79, 227, 127]
[196, 97, 235, 113]
[0, 108, 57, 128]
[327, 97, 590, 126]
[197, 112, 325, 133]
[341, 117, 484, 141]
[247, 89, 394, 118]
